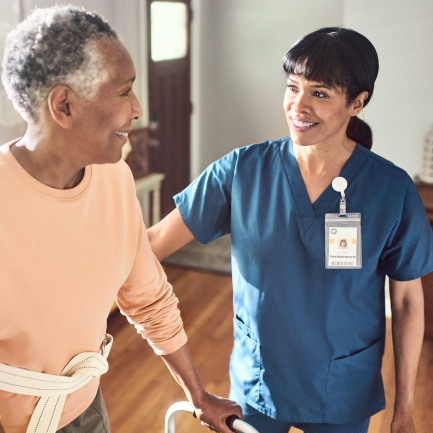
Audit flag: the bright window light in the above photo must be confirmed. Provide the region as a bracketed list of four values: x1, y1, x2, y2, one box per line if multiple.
[151, 1, 188, 62]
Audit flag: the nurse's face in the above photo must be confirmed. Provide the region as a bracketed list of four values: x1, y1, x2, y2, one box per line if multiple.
[283, 74, 363, 148]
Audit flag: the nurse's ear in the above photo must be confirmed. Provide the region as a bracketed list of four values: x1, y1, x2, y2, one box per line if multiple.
[350, 91, 369, 117]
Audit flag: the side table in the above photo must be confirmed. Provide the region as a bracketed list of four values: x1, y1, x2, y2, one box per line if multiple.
[135, 173, 166, 227]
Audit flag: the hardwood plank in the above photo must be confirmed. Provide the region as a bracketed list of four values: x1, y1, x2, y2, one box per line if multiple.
[102, 266, 433, 433]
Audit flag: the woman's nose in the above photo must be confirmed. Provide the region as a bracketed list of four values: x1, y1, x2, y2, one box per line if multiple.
[131, 92, 144, 120]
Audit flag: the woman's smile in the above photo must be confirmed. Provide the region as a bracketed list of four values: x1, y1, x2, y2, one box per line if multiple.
[115, 130, 130, 144]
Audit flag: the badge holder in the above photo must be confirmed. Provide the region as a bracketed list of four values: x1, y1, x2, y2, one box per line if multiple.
[325, 177, 362, 269]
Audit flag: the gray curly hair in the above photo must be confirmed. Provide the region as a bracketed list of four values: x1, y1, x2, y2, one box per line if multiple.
[1, 5, 119, 122]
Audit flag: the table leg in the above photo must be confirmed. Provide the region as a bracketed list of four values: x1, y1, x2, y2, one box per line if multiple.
[152, 183, 161, 224]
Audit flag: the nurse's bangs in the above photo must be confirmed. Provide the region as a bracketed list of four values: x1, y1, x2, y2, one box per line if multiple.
[283, 32, 353, 94]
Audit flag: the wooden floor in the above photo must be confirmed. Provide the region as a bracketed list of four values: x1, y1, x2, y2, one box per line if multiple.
[102, 266, 433, 433]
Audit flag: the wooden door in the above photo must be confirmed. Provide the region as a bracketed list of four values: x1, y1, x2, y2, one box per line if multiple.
[147, 0, 192, 219]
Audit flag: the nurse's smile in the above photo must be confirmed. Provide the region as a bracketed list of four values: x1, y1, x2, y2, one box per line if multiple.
[290, 116, 319, 132]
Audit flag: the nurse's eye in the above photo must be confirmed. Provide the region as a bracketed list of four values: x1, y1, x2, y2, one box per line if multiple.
[313, 90, 328, 98]
[287, 84, 299, 92]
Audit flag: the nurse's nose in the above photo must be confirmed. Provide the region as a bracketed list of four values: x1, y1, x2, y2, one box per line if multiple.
[291, 92, 310, 114]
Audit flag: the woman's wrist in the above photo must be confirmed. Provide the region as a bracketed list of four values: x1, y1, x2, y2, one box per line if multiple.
[188, 387, 209, 408]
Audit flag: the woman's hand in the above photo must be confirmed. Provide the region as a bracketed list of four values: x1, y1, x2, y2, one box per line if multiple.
[193, 392, 243, 433]
[391, 412, 416, 433]
[161, 344, 242, 433]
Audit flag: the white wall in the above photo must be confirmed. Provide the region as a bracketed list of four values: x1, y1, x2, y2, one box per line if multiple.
[196, 0, 345, 172]
[0, 1, 27, 144]
[344, 0, 433, 178]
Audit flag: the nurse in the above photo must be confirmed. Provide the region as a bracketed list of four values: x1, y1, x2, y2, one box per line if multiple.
[147, 27, 433, 433]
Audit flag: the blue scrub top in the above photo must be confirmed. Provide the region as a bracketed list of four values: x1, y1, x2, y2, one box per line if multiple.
[174, 137, 433, 424]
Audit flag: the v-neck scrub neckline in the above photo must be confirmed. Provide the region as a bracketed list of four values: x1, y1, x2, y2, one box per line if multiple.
[174, 136, 433, 424]
[278, 140, 368, 232]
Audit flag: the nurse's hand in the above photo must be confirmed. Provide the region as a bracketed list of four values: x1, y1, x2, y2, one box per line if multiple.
[193, 392, 243, 433]
[391, 413, 416, 433]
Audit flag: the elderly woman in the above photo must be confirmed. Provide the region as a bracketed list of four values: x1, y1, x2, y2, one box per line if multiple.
[0, 6, 241, 433]
[148, 28, 433, 433]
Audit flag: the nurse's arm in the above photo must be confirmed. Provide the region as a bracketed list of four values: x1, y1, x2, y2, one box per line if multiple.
[147, 209, 195, 261]
[389, 277, 424, 433]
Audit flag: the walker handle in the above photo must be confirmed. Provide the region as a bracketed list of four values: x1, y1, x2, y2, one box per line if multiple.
[193, 412, 258, 433]
[226, 415, 238, 431]
[192, 412, 237, 431]
[165, 401, 260, 433]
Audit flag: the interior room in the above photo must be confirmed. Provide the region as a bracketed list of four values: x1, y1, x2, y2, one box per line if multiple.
[1, 0, 433, 432]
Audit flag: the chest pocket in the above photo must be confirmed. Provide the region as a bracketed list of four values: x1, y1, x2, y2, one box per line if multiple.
[229, 315, 262, 402]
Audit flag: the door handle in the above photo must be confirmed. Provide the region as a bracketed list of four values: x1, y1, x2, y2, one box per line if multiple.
[149, 138, 160, 147]
[149, 120, 159, 132]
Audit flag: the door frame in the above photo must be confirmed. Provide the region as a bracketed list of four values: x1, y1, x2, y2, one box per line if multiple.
[189, 0, 201, 181]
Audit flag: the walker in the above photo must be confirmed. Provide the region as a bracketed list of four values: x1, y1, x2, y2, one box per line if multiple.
[165, 401, 260, 433]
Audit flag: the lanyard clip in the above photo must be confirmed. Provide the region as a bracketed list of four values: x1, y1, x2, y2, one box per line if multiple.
[339, 192, 346, 216]
[332, 177, 348, 216]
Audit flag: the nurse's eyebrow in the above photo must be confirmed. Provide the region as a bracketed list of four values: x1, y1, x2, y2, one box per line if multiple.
[288, 76, 332, 90]
[311, 83, 332, 90]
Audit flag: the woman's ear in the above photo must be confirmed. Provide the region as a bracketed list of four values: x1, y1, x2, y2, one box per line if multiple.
[46, 85, 79, 129]
[351, 91, 369, 116]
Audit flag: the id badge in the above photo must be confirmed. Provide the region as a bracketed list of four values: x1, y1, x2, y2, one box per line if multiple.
[325, 213, 362, 269]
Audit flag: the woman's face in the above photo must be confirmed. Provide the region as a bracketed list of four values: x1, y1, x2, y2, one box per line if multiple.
[283, 74, 360, 148]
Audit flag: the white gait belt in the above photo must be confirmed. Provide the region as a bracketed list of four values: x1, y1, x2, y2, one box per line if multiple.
[0, 334, 113, 433]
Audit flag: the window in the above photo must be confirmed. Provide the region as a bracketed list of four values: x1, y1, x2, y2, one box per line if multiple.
[150, 1, 188, 62]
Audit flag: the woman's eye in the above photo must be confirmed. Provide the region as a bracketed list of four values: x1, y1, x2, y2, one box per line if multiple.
[287, 84, 298, 92]
[314, 91, 327, 98]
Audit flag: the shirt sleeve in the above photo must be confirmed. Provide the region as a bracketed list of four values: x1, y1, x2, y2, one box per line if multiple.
[116, 200, 187, 355]
[381, 180, 433, 281]
[174, 150, 239, 244]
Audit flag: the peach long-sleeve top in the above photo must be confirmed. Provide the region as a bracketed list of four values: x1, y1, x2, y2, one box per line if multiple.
[0, 141, 187, 432]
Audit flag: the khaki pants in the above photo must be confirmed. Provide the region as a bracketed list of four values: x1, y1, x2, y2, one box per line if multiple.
[57, 387, 110, 433]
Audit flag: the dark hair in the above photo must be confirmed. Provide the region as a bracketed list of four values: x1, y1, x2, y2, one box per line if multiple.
[283, 27, 379, 149]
